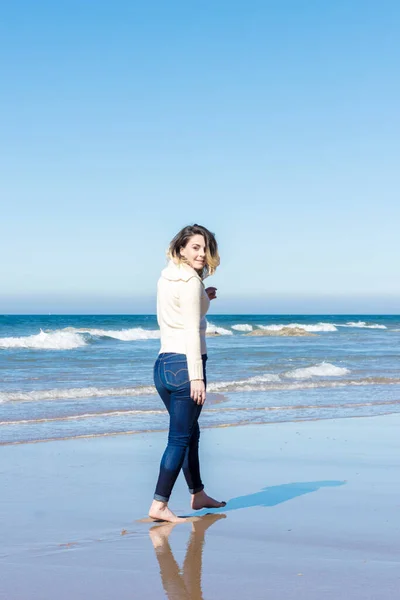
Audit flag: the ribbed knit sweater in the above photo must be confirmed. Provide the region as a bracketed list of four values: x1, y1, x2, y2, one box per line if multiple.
[157, 260, 210, 380]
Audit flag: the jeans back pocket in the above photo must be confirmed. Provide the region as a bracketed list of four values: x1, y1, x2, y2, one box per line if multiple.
[163, 360, 190, 388]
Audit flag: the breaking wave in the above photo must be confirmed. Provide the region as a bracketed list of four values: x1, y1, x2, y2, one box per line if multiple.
[62, 326, 161, 340]
[336, 321, 387, 329]
[257, 323, 338, 332]
[232, 324, 253, 332]
[0, 327, 161, 350]
[0, 385, 156, 403]
[2, 374, 400, 404]
[0, 330, 87, 350]
[208, 376, 400, 393]
[283, 362, 350, 379]
[206, 323, 233, 335]
[0, 319, 390, 352]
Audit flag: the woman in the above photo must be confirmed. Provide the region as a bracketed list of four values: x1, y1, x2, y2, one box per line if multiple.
[149, 224, 226, 523]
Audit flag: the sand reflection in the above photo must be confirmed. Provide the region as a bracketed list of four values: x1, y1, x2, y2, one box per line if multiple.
[149, 514, 226, 600]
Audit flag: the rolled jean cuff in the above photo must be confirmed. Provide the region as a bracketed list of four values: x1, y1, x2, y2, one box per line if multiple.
[189, 484, 204, 495]
[154, 493, 169, 502]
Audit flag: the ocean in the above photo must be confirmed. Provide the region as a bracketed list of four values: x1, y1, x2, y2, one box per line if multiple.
[1, 315, 399, 445]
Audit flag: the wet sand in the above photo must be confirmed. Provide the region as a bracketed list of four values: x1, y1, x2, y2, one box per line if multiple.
[1, 414, 400, 599]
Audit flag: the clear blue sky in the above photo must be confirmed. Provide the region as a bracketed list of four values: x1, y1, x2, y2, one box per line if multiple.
[1, 0, 399, 313]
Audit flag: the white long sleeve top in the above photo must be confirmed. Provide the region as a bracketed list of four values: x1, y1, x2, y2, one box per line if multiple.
[157, 260, 210, 380]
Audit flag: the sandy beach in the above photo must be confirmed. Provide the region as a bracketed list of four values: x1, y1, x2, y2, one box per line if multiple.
[1, 414, 400, 599]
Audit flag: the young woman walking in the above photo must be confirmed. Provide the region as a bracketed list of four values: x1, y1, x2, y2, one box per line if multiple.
[149, 224, 226, 523]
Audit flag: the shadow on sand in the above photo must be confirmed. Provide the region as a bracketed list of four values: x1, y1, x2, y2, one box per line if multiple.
[186, 479, 346, 517]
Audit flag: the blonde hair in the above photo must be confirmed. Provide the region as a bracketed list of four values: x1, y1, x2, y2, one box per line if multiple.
[167, 224, 220, 279]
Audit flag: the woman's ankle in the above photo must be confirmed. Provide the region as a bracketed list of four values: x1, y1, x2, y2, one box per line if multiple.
[191, 487, 205, 497]
[151, 499, 168, 508]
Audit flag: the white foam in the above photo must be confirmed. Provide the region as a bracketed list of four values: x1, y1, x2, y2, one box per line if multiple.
[2, 409, 167, 426]
[64, 327, 161, 340]
[0, 330, 86, 350]
[208, 373, 281, 392]
[284, 362, 350, 379]
[206, 323, 233, 335]
[231, 324, 253, 332]
[336, 321, 387, 329]
[0, 385, 157, 403]
[257, 322, 338, 332]
[1, 374, 398, 405]
[208, 375, 394, 394]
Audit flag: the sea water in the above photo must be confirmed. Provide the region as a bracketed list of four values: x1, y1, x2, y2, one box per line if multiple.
[1, 315, 399, 445]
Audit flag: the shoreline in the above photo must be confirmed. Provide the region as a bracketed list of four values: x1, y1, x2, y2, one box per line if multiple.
[2, 406, 400, 446]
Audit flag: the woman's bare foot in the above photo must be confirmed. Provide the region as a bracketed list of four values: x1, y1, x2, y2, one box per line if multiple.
[148, 522, 177, 549]
[191, 490, 226, 510]
[148, 500, 187, 523]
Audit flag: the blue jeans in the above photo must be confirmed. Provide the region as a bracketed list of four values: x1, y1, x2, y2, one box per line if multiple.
[153, 352, 207, 502]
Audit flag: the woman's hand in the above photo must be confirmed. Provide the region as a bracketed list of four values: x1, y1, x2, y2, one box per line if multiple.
[190, 379, 206, 405]
[205, 287, 217, 301]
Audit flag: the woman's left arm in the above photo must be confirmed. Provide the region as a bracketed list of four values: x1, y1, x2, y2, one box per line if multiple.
[180, 277, 204, 382]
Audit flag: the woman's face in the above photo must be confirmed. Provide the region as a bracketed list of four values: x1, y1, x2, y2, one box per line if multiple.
[180, 234, 206, 270]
